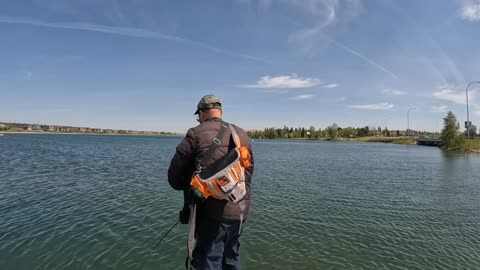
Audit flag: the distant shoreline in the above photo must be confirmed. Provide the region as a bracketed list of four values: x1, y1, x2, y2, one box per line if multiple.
[1, 131, 184, 137]
[254, 136, 480, 152]
[254, 136, 418, 145]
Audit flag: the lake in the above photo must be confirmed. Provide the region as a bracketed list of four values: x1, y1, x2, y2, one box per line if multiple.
[1, 134, 480, 269]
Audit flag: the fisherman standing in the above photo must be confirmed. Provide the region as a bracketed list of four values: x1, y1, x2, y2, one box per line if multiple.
[168, 94, 254, 270]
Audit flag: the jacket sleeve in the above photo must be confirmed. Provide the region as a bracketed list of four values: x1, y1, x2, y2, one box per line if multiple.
[168, 128, 196, 190]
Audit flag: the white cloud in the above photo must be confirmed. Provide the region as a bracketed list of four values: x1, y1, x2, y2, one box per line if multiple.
[323, 84, 338, 88]
[382, 88, 407, 96]
[319, 97, 346, 103]
[348, 102, 395, 110]
[432, 88, 472, 104]
[474, 104, 480, 116]
[431, 105, 449, 113]
[264, 89, 289, 94]
[287, 0, 362, 37]
[289, 94, 314, 100]
[460, 0, 480, 21]
[242, 74, 320, 88]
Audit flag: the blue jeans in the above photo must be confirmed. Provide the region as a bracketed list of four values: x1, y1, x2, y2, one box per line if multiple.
[191, 217, 243, 270]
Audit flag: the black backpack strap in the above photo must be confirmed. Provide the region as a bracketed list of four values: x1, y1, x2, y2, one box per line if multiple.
[199, 121, 229, 168]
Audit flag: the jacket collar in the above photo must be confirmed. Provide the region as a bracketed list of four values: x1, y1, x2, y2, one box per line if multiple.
[204, 117, 222, 122]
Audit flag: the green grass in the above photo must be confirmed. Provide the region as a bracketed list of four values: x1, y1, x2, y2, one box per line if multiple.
[465, 139, 480, 152]
[391, 138, 417, 145]
[346, 136, 416, 145]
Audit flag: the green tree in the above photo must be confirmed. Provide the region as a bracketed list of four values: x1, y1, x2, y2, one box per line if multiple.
[441, 111, 465, 149]
[465, 124, 477, 137]
[308, 126, 316, 139]
[264, 128, 277, 139]
[357, 126, 369, 137]
[326, 123, 339, 141]
[341, 127, 357, 138]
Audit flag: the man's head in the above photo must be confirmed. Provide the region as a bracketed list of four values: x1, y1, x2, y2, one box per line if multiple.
[194, 94, 222, 123]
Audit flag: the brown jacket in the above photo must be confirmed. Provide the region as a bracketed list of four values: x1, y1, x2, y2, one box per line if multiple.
[168, 118, 254, 221]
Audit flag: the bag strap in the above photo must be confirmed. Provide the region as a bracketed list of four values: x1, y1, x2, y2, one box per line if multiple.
[199, 120, 229, 168]
[229, 124, 241, 148]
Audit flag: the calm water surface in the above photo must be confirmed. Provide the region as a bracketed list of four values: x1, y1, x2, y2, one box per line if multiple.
[1, 134, 480, 269]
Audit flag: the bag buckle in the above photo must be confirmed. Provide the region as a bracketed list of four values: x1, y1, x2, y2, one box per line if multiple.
[213, 138, 221, 145]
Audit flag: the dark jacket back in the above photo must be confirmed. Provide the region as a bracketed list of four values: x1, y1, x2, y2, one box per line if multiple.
[168, 118, 254, 221]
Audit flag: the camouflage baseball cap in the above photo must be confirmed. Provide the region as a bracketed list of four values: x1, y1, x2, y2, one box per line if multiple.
[194, 94, 222, 115]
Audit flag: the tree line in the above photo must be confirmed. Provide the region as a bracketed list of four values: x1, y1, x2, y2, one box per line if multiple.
[247, 125, 436, 140]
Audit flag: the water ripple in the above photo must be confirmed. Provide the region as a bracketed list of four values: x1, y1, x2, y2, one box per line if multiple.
[1, 135, 480, 269]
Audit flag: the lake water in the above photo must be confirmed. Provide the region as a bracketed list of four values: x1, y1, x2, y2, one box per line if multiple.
[1, 134, 480, 270]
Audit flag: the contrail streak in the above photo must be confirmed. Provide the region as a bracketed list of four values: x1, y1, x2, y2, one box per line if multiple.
[0, 16, 265, 62]
[280, 13, 400, 80]
[323, 35, 400, 80]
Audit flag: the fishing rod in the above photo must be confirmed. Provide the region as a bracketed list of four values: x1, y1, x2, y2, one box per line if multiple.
[153, 219, 180, 249]
[138, 219, 180, 270]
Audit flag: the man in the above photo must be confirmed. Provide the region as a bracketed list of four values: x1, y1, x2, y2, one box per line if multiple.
[168, 94, 254, 270]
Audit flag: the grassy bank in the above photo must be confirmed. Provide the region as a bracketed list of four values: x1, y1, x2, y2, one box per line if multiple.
[465, 139, 480, 152]
[440, 138, 480, 152]
[262, 136, 418, 145]
[343, 137, 479, 151]
[343, 136, 416, 145]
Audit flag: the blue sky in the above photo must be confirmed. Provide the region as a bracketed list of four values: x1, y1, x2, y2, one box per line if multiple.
[1, 0, 480, 133]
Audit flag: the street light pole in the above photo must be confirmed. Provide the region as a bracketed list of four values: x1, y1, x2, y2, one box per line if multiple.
[407, 107, 416, 137]
[384, 117, 392, 136]
[466, 81, 480, 140]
